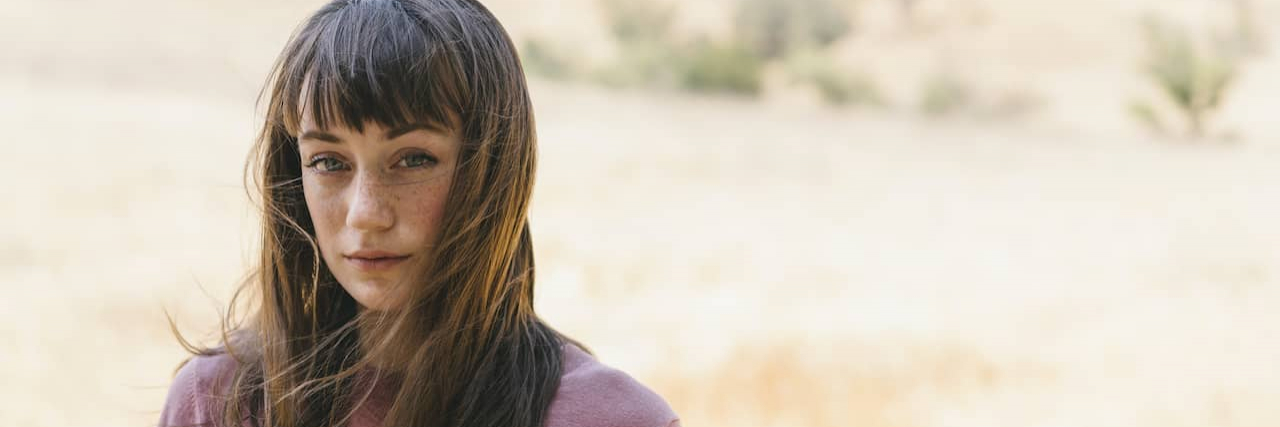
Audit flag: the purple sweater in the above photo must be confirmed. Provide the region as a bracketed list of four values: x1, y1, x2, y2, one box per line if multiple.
[158, 343, 681, 427]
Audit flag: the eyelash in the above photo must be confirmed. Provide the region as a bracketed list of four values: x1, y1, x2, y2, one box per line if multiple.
[397, 152, 439, 169]
[304, 156, 347, 173]
[304, 152, 438, 174]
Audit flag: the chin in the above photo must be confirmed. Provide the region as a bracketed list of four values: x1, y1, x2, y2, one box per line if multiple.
[351, 292, 394, 312]
[346, 284, 405, 312]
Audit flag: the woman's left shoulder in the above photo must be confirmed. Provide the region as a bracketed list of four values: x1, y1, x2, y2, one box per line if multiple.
[545, 343, 682, 427]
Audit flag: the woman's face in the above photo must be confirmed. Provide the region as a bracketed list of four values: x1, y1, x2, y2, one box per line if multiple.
[297, 116, 459, 312]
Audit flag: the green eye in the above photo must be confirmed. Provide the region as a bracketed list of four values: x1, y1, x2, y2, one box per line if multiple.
[305, 156, 348, 173]
[399, 152, 438, 168]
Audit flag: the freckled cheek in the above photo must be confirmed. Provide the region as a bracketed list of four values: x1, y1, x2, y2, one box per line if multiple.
[302, 179, 348, 250]
[402, 179, 452, 245]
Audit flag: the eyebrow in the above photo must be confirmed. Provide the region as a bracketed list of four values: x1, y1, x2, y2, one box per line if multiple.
[299, 123, 445, 143]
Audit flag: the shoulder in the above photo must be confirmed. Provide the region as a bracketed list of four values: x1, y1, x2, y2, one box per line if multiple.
[545, 343, 682, 427]
[158, 350, 241, 427]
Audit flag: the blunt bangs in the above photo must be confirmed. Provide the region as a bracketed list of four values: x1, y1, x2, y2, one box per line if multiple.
[276, 0, 467, 136]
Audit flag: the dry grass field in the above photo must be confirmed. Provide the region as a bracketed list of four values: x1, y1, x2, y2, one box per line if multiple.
[2, 0, 1278, 426]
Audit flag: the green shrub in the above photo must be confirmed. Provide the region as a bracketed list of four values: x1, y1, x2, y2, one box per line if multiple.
[590, 43, 679, 89]
[785, 50, 885, 107]
[593, 0, 868, 99]
[674, 39, 764, 96]
[594, 0, 763, 96]
[520, 37, 578, 80]
[1138, 17, 1239, 138]
[598, 0, 676, 46]
[733, 0, 854, 60]
[919, 72, 971, 116]
[810, 70, 883, 106]
[591, 0, 681, 88]
[1129, 100, 1168, 135]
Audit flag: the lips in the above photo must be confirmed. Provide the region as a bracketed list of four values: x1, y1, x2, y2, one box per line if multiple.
[344, 250, 409, 271]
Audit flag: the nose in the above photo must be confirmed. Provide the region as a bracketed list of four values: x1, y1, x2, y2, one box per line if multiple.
[346, 174, 395, 231]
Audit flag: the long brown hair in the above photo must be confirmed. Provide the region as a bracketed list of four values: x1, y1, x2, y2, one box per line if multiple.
[170, 1, 582, 426]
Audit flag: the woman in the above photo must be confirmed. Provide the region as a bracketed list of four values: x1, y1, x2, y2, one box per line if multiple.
[157, 1, 680, 426]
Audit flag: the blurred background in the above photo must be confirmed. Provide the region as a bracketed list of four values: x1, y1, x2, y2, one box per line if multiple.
[2, 0, 1279, 426]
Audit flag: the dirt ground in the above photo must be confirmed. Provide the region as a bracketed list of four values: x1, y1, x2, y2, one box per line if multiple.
[2, 0, 1278, 426]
